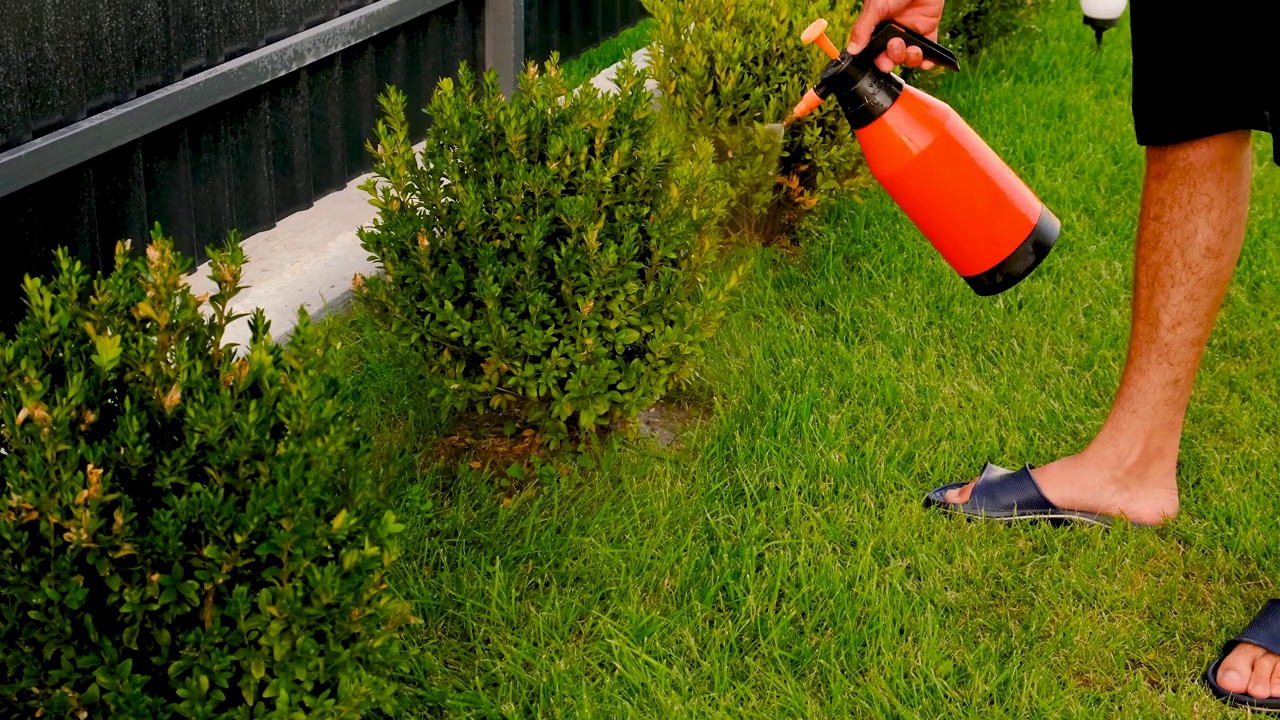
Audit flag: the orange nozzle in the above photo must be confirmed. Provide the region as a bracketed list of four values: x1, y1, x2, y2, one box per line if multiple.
[791, 89, 825, 120]
[801, 18, 841, 61]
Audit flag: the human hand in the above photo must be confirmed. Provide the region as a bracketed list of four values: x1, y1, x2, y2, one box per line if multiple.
[846, 0, 946, 73]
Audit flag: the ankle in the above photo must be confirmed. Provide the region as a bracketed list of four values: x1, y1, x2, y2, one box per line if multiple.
[1080, 434, 1179, 482]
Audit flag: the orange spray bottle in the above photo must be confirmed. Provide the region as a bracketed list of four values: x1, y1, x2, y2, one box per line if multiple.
[790, 19, 1059, 296]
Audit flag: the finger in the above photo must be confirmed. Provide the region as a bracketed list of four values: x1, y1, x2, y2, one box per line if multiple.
[905, 45, 925, 68]
[875, 55, 896, 73]
[921, 59, 937, 71]
[884, 37, 908, 66]
[846, 1, 884, 54]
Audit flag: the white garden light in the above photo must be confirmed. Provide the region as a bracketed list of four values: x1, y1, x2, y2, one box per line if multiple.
[1081, 0, 1127, 47]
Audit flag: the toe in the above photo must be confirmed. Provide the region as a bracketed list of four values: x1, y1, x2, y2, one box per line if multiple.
[1248, 649, 1278, 700]
[1217, 643, 1264, 695]
[1271, 655, 1280, 699]
[943, 479, 977, 504]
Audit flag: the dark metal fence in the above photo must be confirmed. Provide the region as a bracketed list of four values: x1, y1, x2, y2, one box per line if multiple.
[1, 0, 388, 153]
[524, 0, 646, 66]
[0, 0, 645, 327]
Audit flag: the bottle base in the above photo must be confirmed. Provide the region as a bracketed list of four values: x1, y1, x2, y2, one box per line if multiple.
[962, 205, 1060, 297]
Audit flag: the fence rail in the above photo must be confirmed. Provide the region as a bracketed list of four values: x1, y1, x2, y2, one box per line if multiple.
[0, 0, 464, 198]
[1, 0, 391, 154]
[0, 0, 645, 327]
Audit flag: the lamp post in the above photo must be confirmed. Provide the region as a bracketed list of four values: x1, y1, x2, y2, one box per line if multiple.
[1081, 0, 1127, 47]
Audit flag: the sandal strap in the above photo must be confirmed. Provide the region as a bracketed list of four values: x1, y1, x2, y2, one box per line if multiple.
[1226, 599, 1280, 657]
[964, 463, 1059, 515]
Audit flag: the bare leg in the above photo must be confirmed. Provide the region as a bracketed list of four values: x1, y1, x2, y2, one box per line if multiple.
[946, 130, 1253, 525]
[948, 130, 1279, 696]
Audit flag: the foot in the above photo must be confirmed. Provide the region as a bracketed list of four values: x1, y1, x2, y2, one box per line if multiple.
[1216, 642, 1280, 700]
[942, 450, 1179, 527]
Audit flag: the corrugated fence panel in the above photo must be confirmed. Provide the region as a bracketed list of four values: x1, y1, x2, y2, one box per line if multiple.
[0, 0, 485, 327]
[0, 0, 643, 328]
[523, 0, 646, 64]
[0, 0, 386, 154]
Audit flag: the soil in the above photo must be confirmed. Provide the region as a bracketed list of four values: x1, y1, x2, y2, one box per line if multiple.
[429, 397, 712, 503]
[433, 422, 545, 472]
[632, 402, 699, 449]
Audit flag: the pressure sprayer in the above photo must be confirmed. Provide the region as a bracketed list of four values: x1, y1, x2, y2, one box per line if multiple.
[787, 19, 1060, 296]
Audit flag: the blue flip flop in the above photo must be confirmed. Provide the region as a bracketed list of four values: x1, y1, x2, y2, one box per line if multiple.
[1204, 600, 1280, 714]
[924, 462, 1149, 527]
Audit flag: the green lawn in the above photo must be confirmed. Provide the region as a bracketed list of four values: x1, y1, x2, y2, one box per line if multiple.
[559, 18, 657, 89]
[325, 3, 1280, 717]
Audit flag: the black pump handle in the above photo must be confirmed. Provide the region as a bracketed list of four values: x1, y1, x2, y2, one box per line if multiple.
[856, 20, 960, 71]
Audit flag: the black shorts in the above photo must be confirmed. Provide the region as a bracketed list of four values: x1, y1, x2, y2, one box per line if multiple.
[1130, 0, 1276, 162]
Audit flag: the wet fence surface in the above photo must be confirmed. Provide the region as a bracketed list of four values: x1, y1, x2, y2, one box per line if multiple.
[0, 0, 645, 326]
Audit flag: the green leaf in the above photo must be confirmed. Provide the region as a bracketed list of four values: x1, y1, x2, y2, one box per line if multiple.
[331, 509, 349, 532]
[91, 331, 123, 372]
[382, 510, 406, 534]
[122, 624, 139, 650]
[240, 674, 258, 706]
[81, 682, 101, 704]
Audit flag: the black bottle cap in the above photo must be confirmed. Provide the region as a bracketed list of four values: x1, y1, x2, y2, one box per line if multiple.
[813, 21, 960, 129]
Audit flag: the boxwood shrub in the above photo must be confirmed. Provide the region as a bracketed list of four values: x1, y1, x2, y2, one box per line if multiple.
[0, 229, 414, 718]
[938, 0, 1040, 62]
[642, 0, 871, 244]
[356, 60, 736, 446]
[642, 0, 1042, 243]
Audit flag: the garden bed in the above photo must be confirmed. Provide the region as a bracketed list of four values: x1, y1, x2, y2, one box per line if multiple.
[7, 1, 1278, 716]
[325, 3, 1280, 716]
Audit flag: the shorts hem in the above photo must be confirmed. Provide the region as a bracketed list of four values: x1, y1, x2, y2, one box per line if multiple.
[1134, 116, 1271, 149]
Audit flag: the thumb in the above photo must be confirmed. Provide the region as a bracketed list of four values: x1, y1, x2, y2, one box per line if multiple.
[846, 1, 884, 54]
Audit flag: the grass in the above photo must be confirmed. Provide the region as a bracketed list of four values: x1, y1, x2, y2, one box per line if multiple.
[323, 2, 1280, 717]
[559, 17, 658, 89]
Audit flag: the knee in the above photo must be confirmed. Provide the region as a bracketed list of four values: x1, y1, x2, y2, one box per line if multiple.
[1145, 130, 1253, 171]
